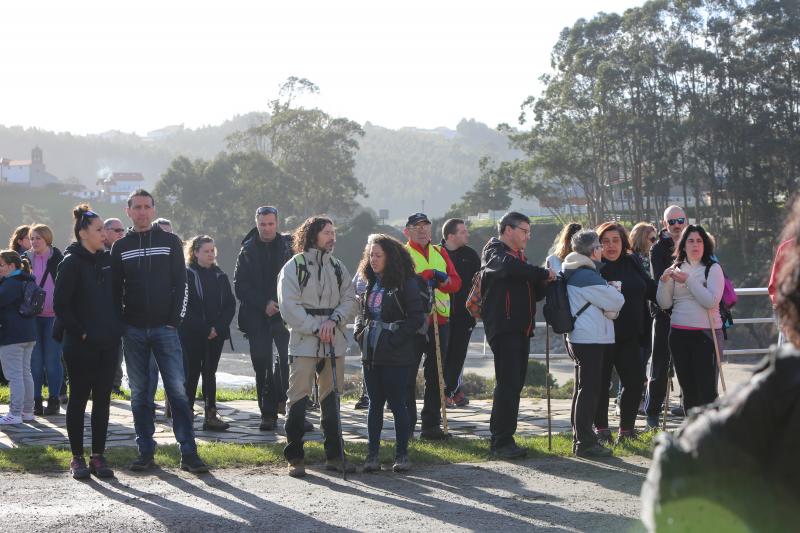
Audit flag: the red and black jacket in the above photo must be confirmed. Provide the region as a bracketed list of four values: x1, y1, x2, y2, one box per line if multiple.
[480, 237, 549, 343]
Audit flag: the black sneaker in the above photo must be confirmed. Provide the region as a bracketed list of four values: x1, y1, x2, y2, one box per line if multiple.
[70, 456, 90, 480]
[354, 395, 370, 410]
[259, 416, 277, 431]
[392, 455, 411, 472]
[492, 443, 527, 460]
[89, 454, 115, 478]
[180, 453, 209, 473]
[616, 430, 640, 445]
[420, 427, 448, 441]
[575, 444, 613, 458]
[325, 457, 356, 473]
[595, 428, 613, 444]
[129, 454, 155, 471]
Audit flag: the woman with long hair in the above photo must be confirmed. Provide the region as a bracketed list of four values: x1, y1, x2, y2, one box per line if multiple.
[657, 225, 724, 411]
[25, 223, 64, 415]
[0, 251, 37, 425]
[593, 222, 656, 443]
[354, 234, 426, 472]
[8, 225, 31, 255]
[629, 222, 658, 276]
[179, 235, 236, 431]
[53, 205, 122, 479]
[546, 222, 582, 272]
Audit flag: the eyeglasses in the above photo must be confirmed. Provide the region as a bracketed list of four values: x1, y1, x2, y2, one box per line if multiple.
[649, 236, 657, 243]
[256, 206, 278, 216]
[667, 217, 686, 226]
[512, 225, 531, 236]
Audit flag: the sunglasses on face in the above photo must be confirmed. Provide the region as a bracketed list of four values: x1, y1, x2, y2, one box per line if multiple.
[667, 217, 686, 226]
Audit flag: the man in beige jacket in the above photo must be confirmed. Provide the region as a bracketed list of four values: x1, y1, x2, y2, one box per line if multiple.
[277, 216, 357, 477]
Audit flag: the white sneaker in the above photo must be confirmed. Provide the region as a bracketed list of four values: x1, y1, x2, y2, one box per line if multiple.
[0, 413, 23, 425]
[22, 412, 35, 422]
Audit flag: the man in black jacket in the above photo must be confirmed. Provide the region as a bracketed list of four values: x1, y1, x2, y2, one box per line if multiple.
[441, 218, 481, 408]
[111, 189, 207, 473]
[234, 206, 295, 431]
[481, 212, 555, 459]
[643, 205, 687, 428]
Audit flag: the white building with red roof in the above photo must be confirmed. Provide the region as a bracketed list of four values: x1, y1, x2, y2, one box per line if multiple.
[97, 172, 146, 203]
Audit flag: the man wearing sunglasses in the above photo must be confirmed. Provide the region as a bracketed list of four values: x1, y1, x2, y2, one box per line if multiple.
[643, 205, 687, 429]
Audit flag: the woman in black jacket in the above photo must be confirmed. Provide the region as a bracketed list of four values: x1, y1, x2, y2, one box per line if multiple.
[179, 235, 236, 431]
[354, 234, 425, 473]
[594, 222, 657, 443]
[53, 205, 121, 479]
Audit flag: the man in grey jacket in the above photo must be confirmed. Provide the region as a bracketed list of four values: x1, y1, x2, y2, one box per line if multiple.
[277, 216, 358, 478]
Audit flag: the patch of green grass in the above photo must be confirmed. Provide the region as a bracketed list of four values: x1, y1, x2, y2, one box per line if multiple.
[0, 432, 655, 473]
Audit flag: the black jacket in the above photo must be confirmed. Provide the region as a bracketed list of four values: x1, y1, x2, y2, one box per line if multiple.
[649, 229, 676, 317]
[440, 240, 481, 325]
[111, 223, 187, 328]
[53, 242, 122, 348]
[0, 272, 36, 346]
[234, 228, 293, 333]
[354, 276, 426, 367]
[600, 253, 657, 341]
[180, 265, 236, 341]
[480, 237, 549, 343]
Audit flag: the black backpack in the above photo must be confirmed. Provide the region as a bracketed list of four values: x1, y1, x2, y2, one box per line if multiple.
[543, 273, 590, 334]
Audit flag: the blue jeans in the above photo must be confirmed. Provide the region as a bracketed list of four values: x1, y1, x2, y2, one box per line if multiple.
[364, 364, 411, 457]
[31, 316, 63, 401]
[123, 325, 197, 457]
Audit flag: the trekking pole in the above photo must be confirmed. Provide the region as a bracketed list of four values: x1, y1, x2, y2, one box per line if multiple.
[707, 310, 727, 394]
[328, 342, 348, 480]
[432, 313, 449, 437]
[545, 324, 552, 451]
[662, 355, 671, 432]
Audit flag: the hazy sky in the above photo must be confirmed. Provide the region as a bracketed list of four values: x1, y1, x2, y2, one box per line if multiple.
[2, 0, 645, 135]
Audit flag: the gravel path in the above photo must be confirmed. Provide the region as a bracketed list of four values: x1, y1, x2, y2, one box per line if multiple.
[1, 457, 648, 532]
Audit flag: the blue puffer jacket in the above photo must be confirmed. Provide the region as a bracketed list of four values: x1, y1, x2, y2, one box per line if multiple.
[0, 271, 37, 346]
[562, 252, 625, 345]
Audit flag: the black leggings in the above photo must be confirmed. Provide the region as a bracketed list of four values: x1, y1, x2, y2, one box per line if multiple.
[181, 334, 224, 410]
[669, 328, 719, 411]
[63, 340, 118, 457]
[595, 337, 644, 431]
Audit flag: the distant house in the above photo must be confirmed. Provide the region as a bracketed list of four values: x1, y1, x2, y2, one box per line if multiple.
[0, 147, 60, 187]
[97, 172, 146, 203]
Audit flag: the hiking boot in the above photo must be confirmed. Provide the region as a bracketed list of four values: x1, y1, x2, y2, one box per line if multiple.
[392, 455, 411, 473]
[43, 397, 60, 416]
[595, 428, 613, 444]
[0, 413, 22, 425]
[616, 429, 640, 445]
[277, 401, 286, 415]
[575, 444, 613, 458]
[180, 453, 209, 473]
[70, 456, 90, 480]
[420, 427, 448, 441]
[452, 391, 469, 407]
[671, 406, 686, 417]
[288, 459, 306, 478]
[325, 457, 356, 474]
[129, 454, 155, 471]
[363, 453, 380, 473]
[33, 398, 43, 416]
[259, 416, 277, 431]
[646, 416, 661, 431]
[354, 395, 370, 410]
[89, 455, 115, 478]
[492, 443, 527, 460]
[303, 418, 314, 432]
[203, 409, 230, 432]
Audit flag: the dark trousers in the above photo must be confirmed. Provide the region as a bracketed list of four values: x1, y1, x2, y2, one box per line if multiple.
[63, 340, 119, 457]
[364, 364, 411, 457]
[644, 314, 671, 419]
[273, 322, 291, 403]
[669, 328, 719, 411]
[112, 345, 123, 390]
[444, 319, 473, 396]
[406, 322, 449, 433]
[181, 333, 224, 411]
[247, 318, 290, 418]
[595, 337, 644, 432]
[488, 333, 529, 450]
[569, 342, 609, 451]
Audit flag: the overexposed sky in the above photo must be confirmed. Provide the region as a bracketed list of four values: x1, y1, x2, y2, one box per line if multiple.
[2, 0, 645, 135]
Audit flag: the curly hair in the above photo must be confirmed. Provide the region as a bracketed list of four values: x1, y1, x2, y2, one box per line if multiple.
[357, 234, 416, 290]
[776, 196, 800, 345]
[549, 222, 582, 261]
[292, 216, 333, 253]
[8, 225, 30, 254]
[184, 235, 215, 266]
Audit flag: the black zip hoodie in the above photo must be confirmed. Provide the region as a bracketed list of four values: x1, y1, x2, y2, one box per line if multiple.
[111, 222, 187, 328]
[54, 242, 122, 347]
[180, 264, 236, 341]
[440, 239, 481, 325]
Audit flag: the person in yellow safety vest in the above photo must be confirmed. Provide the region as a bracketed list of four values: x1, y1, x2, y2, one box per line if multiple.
[403, 212, 461, 440]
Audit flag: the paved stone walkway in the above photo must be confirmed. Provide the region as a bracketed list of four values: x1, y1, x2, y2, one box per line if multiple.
[0, 397, 682, 449]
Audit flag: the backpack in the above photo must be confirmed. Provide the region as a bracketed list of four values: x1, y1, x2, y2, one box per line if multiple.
[543, 273, 591, 334]
[704, 260, 736, 336]
[294, 254, 343, 291]
[465, 269, 483, 319]
[19, 271, 50, 318]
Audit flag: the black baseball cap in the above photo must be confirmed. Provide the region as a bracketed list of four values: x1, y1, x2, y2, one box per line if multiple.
[406, 212, 431, 227]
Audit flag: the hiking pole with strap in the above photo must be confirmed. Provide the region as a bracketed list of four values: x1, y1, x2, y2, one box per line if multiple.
[432, 311, 450, 437]
[662, 353, 672, 432]
[328, 342, 348, 480]
[545, 324, 552, 451]
[707, 310, 727, 394]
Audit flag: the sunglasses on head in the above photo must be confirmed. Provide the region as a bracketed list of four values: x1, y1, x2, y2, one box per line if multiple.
[257, 206, 278, 216]
[667, 217, 685, 226]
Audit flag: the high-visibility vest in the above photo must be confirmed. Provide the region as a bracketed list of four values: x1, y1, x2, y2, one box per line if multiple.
[406, 243, 450, 318]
